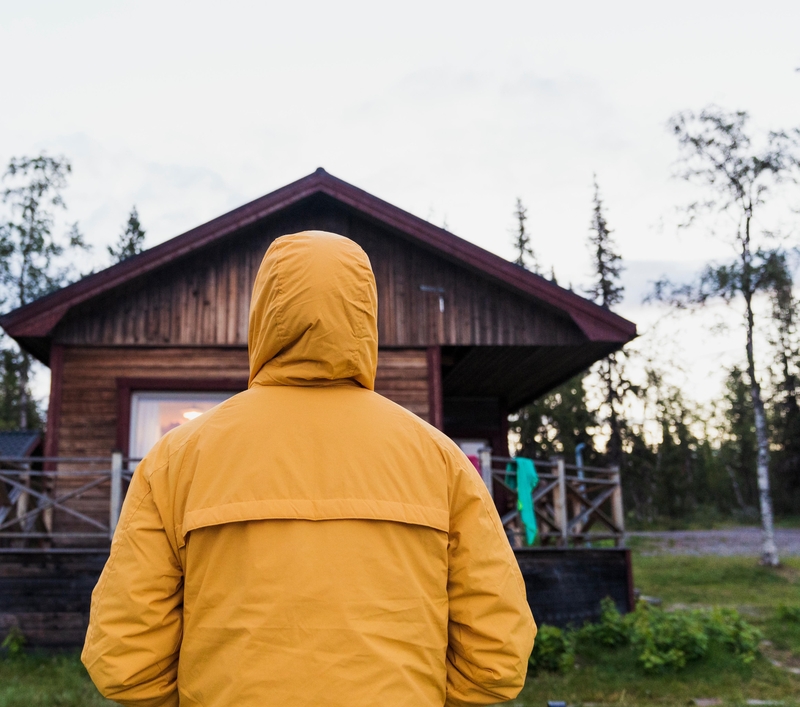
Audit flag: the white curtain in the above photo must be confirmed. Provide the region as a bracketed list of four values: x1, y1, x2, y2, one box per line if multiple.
[129, 391, 234, 459]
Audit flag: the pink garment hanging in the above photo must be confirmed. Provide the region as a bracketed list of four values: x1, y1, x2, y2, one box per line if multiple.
[467, 454, 482, 474]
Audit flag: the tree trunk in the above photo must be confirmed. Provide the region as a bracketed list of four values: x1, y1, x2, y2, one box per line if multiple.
[745, 293, 779, 566]
[605, 357, 622, 468]
[18, 352, 29, 431]
[18, 256, 30, 431]
[738, 210, 779, 566]
[726, 464, 747, 511]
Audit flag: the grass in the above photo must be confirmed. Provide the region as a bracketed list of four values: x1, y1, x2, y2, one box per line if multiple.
[1, 555, 798, 706]
[512, 554, 800, 706]
[0, 653, 112, 707]
[513, 643, 798, 706]
[635, 555, 800, 611]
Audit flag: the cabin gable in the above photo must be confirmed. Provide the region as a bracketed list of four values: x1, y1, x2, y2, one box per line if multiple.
[53, 194, 585, 349]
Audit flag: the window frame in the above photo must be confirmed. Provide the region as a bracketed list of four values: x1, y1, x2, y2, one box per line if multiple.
[116, 377, 247, 456]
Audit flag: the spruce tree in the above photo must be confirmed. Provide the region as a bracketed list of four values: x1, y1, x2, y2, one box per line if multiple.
[587, 178, 623, 309]
[511, 198, 539, 272]
[586, 177, 626, 469]
[108, 206, 146, 262]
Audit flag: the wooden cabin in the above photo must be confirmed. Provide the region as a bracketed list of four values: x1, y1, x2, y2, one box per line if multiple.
[0, 169, 638, 645]
[0, 168, 636, 536]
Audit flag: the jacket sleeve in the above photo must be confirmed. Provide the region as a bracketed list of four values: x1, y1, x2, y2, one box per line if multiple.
[445, 453, 537, 707]
[81, 456, 183, 707]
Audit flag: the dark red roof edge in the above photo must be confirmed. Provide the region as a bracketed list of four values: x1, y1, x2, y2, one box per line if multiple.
[0, 168, 636, 344]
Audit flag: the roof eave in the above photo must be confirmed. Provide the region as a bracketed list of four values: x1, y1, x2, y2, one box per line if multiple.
[0, 170, 330, 339]
[313, 174, 636, 343]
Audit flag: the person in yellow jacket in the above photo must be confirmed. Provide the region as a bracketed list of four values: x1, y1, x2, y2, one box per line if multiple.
[82, 231, 536, 707]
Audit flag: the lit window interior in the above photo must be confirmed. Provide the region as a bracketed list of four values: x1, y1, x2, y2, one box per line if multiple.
[129, 391, 234, 459]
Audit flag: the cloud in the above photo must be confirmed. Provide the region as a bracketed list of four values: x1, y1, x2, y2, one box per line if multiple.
[620, 259, 706, 307]
[4, 132, 247, 272]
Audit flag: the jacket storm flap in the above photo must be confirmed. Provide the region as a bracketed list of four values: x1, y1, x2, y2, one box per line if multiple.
[82, 231, 536, 707]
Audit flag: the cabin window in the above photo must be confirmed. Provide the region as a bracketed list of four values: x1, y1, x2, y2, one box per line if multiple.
[129, 391, 234, 459]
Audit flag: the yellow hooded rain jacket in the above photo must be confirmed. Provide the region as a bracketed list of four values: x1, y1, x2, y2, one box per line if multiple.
[82, 231, 536, 707]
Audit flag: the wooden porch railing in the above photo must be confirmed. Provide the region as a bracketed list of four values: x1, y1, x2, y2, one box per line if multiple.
[1, 452, 626, 552]
[0, 454, 136, 553]
[480, 451, 625, 548]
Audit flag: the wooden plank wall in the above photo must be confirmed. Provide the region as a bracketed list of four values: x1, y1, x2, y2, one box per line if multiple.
[515, 549, 634, 627]
[375, 349, 429, 421]
[58, 346, 429, 457]
[0, 549, 632, 648]
[52, 345, 429, 536]
[59, 347, 249, 458]
[0, 553, 107, 648]
[53, 197, 585, 350]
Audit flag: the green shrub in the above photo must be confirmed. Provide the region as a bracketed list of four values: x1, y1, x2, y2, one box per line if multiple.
[705, 607, 761, 664]
[631, 602, 709, 672]
[529, 625, 574, 673]
[535, 597, 763, 676]
[1, 626, 26, 658]
[576, 597, 631, 647]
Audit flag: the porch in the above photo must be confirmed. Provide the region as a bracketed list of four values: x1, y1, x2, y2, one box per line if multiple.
[0, 453, 625, 551]
[485, 453, 626, 549]
[0, 454, 625, 553]
[0, 454, 632, 644]
[0, 455, 133, 551]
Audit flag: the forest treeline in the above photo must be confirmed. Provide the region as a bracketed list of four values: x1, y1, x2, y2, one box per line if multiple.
[513, 363, 800, 524]
[511, 107, 800, 546]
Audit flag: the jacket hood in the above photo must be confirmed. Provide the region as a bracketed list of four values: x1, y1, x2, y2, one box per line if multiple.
[248, 231, 378, 390]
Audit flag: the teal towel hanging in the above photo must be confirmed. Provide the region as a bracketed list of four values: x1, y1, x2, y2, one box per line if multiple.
[506, 457, 539, 545]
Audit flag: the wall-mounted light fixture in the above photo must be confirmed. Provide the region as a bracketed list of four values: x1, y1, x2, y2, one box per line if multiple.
[420, 285, 445, 313]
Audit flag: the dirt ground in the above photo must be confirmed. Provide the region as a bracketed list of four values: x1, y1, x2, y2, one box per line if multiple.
[628, 528, 800, 556]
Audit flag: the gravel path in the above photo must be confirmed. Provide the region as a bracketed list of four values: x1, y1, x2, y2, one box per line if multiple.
[627, 528, 800, 556]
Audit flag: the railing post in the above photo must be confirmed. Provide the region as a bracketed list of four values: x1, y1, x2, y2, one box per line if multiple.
[110, 452, 123, 539]
[610, 464, 625, 547]
[478, 446, 493, 500]
[555, 456, 568, 547]
[15, 465, 30, 532]
[574, 442, 586, 542]
[570, 492, 584, 544]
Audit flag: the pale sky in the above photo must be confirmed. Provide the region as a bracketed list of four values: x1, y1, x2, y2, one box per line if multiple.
[1, 0, 799, 408]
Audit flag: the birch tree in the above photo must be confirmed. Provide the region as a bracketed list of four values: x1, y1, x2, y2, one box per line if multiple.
[653, 107, 800, 566]
[0, 154, 88, 429]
